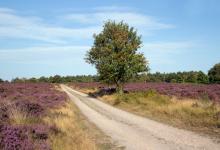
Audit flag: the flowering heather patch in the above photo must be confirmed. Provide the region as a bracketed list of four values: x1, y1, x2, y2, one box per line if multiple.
[0, 125, 33, 150]
[70, 82, 220, 103]
[0, 83, 67, 116]
[0, 83, 67, 150]
[0, 125, 50, 150]
[0, 106, 8, 123]
[124, 83, 220, 103]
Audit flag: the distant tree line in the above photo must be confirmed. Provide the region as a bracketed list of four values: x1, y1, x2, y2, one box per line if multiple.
[11, 75, 98, 83]
[131, 71, 209, 84]
[132, 63, 220, 84]
[1, 63, 219, 84]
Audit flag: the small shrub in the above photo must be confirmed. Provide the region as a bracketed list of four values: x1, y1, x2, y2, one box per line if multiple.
[0, 125, 34, 150]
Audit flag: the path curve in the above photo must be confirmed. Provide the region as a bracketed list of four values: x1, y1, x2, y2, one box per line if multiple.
[61, 85, 220, 150]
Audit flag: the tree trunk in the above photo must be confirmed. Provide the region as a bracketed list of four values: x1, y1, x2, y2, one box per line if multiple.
[116, 83, 123, 94]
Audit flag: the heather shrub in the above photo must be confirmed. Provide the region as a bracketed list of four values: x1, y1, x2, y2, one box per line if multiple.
[70, 82, 220, 103]
[0, 83, 67, 150]
[0, 125, 51, 150]
[0, 107, 9, 123]
[0, 125, 34, 150]
[16, 101, 45, 117]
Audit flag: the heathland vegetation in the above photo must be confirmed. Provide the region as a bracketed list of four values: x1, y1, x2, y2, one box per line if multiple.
[0, 83, 103, 150]
[68, 82, 220, 138]
[0, 20, 220, 149]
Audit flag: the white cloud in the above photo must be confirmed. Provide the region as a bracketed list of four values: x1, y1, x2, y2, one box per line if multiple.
[62, 6, 174, 37]
[0, 45, 90, 63]
[141, 41, 194, 65]
[143, 41, 193, 54]
[0, 41, 193, 65]
[0, 6, 174, 45]
[64, 12, 174, 31]
[0, 8, 15, 13]
[0, 45, 90, 53]
[0, 8, 100, 43]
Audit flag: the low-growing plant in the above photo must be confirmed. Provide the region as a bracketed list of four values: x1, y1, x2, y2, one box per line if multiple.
[0, 83, 67, 150]
[8, 106, 28, 125]
[99, 90, 220, 138]
[69, 82, 220, 103]
[43, 101, 97, 150]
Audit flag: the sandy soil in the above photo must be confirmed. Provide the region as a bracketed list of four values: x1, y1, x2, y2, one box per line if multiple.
[61, 84, 220, 150]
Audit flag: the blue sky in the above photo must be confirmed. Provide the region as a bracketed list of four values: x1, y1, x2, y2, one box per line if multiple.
[0, 0, 219, 80]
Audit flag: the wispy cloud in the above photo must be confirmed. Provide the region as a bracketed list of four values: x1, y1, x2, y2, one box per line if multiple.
[0, 6, 178, 66]
[0, 45, 90, 63]
[141, 41, 194, 65]
[0, 8, 15, 13]
[65, 12, 173, 29]
[0, 8, 100, 43]
[63, 7, 174, 33]
[0, 45, 90, 55]
[0, 41, 193, 66]
[0, 6, 174, 44]
[143, 41, 193, 54]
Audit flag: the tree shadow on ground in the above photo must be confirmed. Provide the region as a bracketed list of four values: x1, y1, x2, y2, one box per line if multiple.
[88, 88, 116, 98]
[88, 87, 129, 98]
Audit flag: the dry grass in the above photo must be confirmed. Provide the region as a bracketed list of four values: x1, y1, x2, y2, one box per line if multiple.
[8, 107, 28, 125]
[43, 100, 97, 150]
[5, 103, 40, 125]
[73, 86, 97, 94]
[68, 87, 220, 138]
[96, 90, 220, 138]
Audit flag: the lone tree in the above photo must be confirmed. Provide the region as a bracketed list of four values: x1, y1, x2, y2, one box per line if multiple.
[208, 63, 220, 83]
[85, 21, 149, 93]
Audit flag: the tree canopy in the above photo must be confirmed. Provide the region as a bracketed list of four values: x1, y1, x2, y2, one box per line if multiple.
[85, 21, 149, 93]
[208, 63, 220, 83]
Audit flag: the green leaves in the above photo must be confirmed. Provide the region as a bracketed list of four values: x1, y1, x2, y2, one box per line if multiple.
[208, 63, 220, 83]
[85, 20, 149, 91]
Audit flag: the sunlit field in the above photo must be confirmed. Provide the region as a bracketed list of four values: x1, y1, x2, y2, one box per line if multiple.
[1, 0, 220, 149]
[0, 83, 99, 150]
[69, 82, 220, 139]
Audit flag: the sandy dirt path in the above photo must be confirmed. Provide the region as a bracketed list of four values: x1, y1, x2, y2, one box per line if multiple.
[61, 85, 220, 150]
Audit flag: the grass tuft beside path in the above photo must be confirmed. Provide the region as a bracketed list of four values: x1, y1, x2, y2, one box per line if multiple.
[43, 101, 97, 150]
[75, 87, 220, 139]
